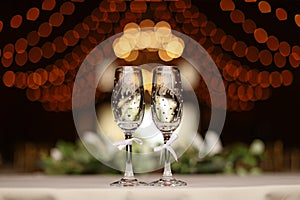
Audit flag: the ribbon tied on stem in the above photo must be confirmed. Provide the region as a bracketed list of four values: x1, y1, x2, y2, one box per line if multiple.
[113, 137, 143, 150]
[154, 133, 179, 162]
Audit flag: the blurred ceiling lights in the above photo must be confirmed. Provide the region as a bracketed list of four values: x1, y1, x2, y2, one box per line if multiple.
[113, 21, 185, 61]
[0, 0, 299, 112]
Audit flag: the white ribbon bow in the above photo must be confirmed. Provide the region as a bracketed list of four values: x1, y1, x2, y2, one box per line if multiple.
[113, 137, 143, 150]
[154, 134, 179, 162]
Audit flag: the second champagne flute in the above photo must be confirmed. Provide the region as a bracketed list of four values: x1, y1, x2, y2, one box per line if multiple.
[150, 66, 187, 186]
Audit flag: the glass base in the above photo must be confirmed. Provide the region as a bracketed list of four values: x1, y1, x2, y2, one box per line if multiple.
[110, 178, 147, 187]
[148, 177, 187, 187]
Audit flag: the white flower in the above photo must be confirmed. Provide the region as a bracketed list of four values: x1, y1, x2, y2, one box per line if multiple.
[204, 130, 222, 156]
[250, 139, 265, 155]
[82, 131, 114, 161]
[82, 131, 100, 146]
[50, 148, 63, 161]
[192, 133, 205, 150]
[192, 130, 223, 159]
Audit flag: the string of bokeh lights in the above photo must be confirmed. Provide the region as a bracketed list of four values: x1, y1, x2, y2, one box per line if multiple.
[0, 0, 299, 112]
[220, 0, 300, 68]
[218, 0, 299, 110]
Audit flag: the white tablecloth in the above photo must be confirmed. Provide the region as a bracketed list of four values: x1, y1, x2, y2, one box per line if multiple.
[0, 173, 300, 200]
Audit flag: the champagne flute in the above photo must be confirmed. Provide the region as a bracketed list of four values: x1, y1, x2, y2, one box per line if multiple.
[111, 66, 146, 186]
[150, 66, 186, 186]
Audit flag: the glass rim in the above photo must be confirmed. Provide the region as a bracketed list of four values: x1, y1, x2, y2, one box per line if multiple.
[115, 65, 142, 71]
[153, 65, 180, 71]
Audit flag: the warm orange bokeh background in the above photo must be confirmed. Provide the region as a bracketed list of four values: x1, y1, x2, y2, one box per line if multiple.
[0, 0, 300, 171]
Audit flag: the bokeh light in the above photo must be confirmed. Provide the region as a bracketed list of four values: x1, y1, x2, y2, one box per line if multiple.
[232, 41, 247, 57]
[60, 2, 75, 15]
[292, 46, 300, 61]
[279, 41, 290, 57]
[254, 28, 268, 43]
[294, 14, 300, 27]
[247, 69, 259, 86]
[211, 28, 225, 44]
[10, 15, 23, 29]
[53, 37, 67, 53]
[289, 54, 300, 68]
[258, 71, 270, 88]
[49, 12, 64, 27]
[140, 19, 155, 28]
[28, 47, 42, 63]
[158, 49, 173, 62]
[259, 49, 272, 66]
[26, 88, 41, 102]
[258, 1, 271, 13]
[276, 8, 287, 21]
[281, 70, 293, 86]
[267, 36, 279, 51]
[27, 31, 40, 46]
[1, 57, 13, 68]
[15, 52, 28, 67]
[3, 43, 14, 60]
[27, 72, 39, 89]
[27, 7, 40, 21]
[124, 50, 139, 62]
[3, 71, 15, 87]
[42, 0, 56, 11]
[245, 46, 259, 62]
[35, 68, 48, 86]
[42, 42, 56, 59]
[15, 38, 28, 54]
[38, 22, 53, 37]
[14, 72, 28, 89]
[269, 71, 282, 88]
[230, 9, 245, 23]
[221, 35, 236, 51]
[274, 52, 286, 68]
[220, 0, 235, 11]
[242, 19, 256, 34]
[64, 30, 79, 46]
[130, 1, 147, 13]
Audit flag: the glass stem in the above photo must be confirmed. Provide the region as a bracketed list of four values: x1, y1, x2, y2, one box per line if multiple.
[124, 134, 135, 179]
[162, 134, 173, 179]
